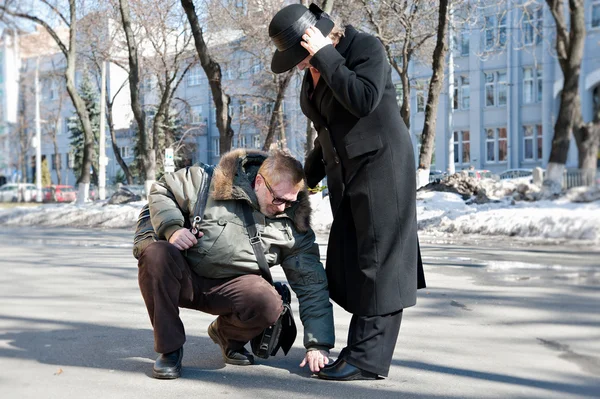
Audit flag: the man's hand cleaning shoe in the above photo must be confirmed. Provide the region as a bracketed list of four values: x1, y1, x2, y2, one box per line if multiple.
[152, 347, 183, 379]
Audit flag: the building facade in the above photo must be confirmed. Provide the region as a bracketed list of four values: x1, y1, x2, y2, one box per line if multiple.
[408, 0, 600, 175]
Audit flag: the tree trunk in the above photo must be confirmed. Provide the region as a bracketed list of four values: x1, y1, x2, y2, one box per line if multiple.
[575, 123, 600, 185]
[399, 67, 411, 129]
[417, 0, 449, 188]
[118, 0, 149, 181]
[52, 137, 62, 185]
[263, 70, 293, 151]
[544, 0, 587, 192]
[321, 0, 334, 14]
[181, 0, 234, 155]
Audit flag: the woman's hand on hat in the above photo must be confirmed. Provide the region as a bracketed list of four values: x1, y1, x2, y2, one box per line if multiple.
[300, 26, 332, 56]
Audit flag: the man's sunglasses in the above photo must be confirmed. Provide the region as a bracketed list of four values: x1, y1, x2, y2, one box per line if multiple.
[259, 174, 298, 208]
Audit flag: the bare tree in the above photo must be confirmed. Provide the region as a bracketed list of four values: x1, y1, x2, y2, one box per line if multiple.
[1, 0, 98, 202]
[202, 0, 299, 152]
[544, 0, 598, 189]
[347, 0, 438, 129]
[41, 69, 68, 185]
[181, 0, 235, 154]
[118, 0, 152, 187]
[78, 6, 136, 184]
[416, 0, 449, 187]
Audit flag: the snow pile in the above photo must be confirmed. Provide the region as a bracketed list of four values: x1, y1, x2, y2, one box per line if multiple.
[0, 201, 145, 229]
[417, 190, 600, 242]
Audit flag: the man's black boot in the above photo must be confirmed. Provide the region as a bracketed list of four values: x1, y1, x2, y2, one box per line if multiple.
[152, 347, 183, 379]
[208, 320, 254, 366]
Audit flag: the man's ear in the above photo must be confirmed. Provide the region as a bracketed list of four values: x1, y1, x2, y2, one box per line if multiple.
[254, 173, 262, 190]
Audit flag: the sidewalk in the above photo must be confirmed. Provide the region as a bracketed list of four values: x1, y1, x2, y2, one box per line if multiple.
[0, 227, 598, 398]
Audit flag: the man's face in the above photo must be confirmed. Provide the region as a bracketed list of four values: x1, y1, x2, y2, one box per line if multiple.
[255, 174, 300, 218]
[296, 54, 313, 71]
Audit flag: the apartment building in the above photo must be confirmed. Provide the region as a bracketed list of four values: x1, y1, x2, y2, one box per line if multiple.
[408, 0, 600, 174]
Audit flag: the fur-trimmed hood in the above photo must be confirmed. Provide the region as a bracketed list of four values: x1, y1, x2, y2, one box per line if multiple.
[211, 148, 312, 233]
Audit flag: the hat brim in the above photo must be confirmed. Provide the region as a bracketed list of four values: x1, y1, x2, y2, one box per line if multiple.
[270, 18, 334, 74]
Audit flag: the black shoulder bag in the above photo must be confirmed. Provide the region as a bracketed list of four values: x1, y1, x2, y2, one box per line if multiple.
[241, 204, 297, 359]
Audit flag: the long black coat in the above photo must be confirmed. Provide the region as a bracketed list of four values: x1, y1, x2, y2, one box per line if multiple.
[302, 26, 425, 316]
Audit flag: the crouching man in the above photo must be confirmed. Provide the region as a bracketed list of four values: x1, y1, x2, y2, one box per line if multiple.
[137, 149, 334, 379]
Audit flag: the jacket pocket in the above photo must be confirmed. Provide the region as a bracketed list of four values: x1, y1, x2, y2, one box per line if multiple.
[345, 135, 383, 159]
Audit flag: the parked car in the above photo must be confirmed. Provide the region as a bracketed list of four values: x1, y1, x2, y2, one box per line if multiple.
[0, 183, 38, 202]
[429, 170, 447, 183]
[499, 168, 533, 180]
[468, 169, 494, 179]
[43, 185, 78, 203]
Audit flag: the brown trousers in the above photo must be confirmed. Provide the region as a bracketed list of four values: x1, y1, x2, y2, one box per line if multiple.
[138, 241, 283, 354]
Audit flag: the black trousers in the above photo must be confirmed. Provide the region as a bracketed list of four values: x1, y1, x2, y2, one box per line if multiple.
[138, 241, 283, 354]
[340, 310, 403, 377]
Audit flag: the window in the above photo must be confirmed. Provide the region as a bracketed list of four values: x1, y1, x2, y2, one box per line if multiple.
[253, 103, 260, 115]
[252, 62, 261, 74]
[238, 134, 247, 148]
[498, 127, 507, 162]
[253, 135, 261, 149]
[228, 105, 234, 117]
[453, 131, 471, 165]
[536, 67, 543, 102]
[484, 13, 507, 50]
[188, 65, 202, 86]
[524, 67, 543, 103]
[523, 124, 543, 160]
[460, 75, 470, 110]
[593, 1, 600, 28]
[51, 153, 61, 170]
[190, 105, 203, 124]
[453, 78, 459, 110]
[48, 79, 58, 101]
[453, 76, 470, 110]
[484, 15, 496, 51]
[524, 7, 544, 45]
[265, 103, 273, 116]
[497, 72, 507, 106]
[486, 127, 508, 163]
[212, 137, 220, 156]
[498, 14, 507, 47]
[142, 75, 153, 92]
[239, 102, 246, 119]
[485, 71, 506, 107]
[395, 83, 404, 107]
[120, 146, 131, 159]
[461, 29, 470, 56]
[67, 152, 74, 169]
[485, 72, 495, 107]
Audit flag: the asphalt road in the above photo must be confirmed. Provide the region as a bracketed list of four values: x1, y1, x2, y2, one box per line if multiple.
[0, 227, 599, 399]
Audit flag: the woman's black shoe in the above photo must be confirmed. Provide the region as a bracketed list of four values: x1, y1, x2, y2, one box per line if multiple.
[317, 359, 378, 381]
[152, 347, 183, 379]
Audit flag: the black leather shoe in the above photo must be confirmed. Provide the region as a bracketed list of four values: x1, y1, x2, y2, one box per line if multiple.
[208, 320, 254, 366]
[152, 347, 183, 379]
[317, 359, 378, 381]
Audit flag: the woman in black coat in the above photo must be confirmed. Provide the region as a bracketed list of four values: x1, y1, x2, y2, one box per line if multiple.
[269, 4, 425, 381]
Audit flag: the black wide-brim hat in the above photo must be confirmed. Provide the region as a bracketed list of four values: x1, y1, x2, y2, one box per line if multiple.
[269, 3, 334, 74]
